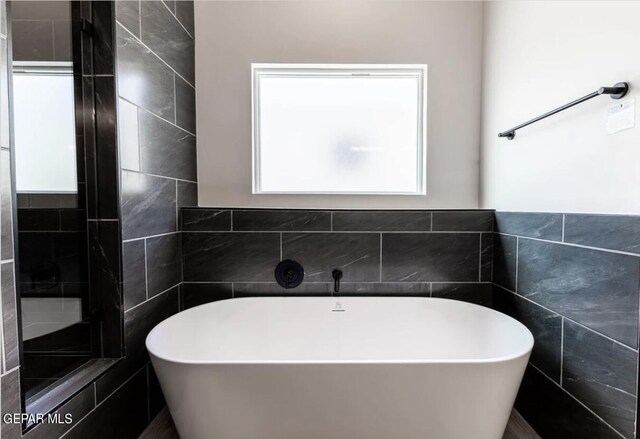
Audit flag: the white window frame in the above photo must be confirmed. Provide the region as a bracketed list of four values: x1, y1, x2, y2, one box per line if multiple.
[251, 63, 427, 195]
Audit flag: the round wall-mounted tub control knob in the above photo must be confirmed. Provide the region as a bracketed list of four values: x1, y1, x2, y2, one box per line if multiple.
[274, 259, 304, 289]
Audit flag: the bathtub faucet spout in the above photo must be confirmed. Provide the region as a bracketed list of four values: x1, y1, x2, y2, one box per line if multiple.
[332, 269, 343, 293]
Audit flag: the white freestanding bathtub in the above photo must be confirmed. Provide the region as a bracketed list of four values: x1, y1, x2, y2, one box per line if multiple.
[146, 297, 533, 439]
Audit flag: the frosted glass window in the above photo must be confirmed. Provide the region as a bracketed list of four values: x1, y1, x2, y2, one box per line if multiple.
[13, 63, 77, 193]
[252, 64, 427, 194]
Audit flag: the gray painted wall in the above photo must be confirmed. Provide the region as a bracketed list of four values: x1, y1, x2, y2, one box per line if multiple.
[194, 1, 484, 209]
[481, 2, 640, 214]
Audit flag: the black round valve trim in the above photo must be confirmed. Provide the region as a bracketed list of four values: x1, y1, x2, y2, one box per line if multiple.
[274, 259, 304, 289]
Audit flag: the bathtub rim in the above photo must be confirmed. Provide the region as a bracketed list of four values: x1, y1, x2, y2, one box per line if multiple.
[146, 296, 534, 366]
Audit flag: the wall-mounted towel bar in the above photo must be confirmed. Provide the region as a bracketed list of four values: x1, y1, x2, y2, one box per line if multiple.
[498, 82, 630, 140]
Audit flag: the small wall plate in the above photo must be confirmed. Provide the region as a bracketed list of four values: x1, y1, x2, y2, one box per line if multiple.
[610, 82, 630, 100]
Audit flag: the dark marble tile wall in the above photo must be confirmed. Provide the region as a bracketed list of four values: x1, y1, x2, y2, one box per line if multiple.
[4, 2, 124, 394]
[43, 2, 196, 439]
[2, 0, 120, 437]
[0, 1, 196, 439]
[57, 2, 196, 439]
[493, 211, 640, 439]
[10, 1, 72, 63]
[181, 209, 494, 310]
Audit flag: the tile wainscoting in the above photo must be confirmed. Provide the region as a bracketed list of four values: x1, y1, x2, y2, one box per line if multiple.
[72, 0, 197, 437]
[493, 212, 640, 439]
[1, 195, 638, 439]
[180, 209, 495, 309]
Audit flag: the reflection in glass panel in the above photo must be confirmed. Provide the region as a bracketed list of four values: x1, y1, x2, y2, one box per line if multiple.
[13, 62, 77, 194]
[10, 0, 93, 403]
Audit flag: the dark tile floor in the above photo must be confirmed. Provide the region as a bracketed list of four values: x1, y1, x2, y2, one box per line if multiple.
[140, 406, 540, 439]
